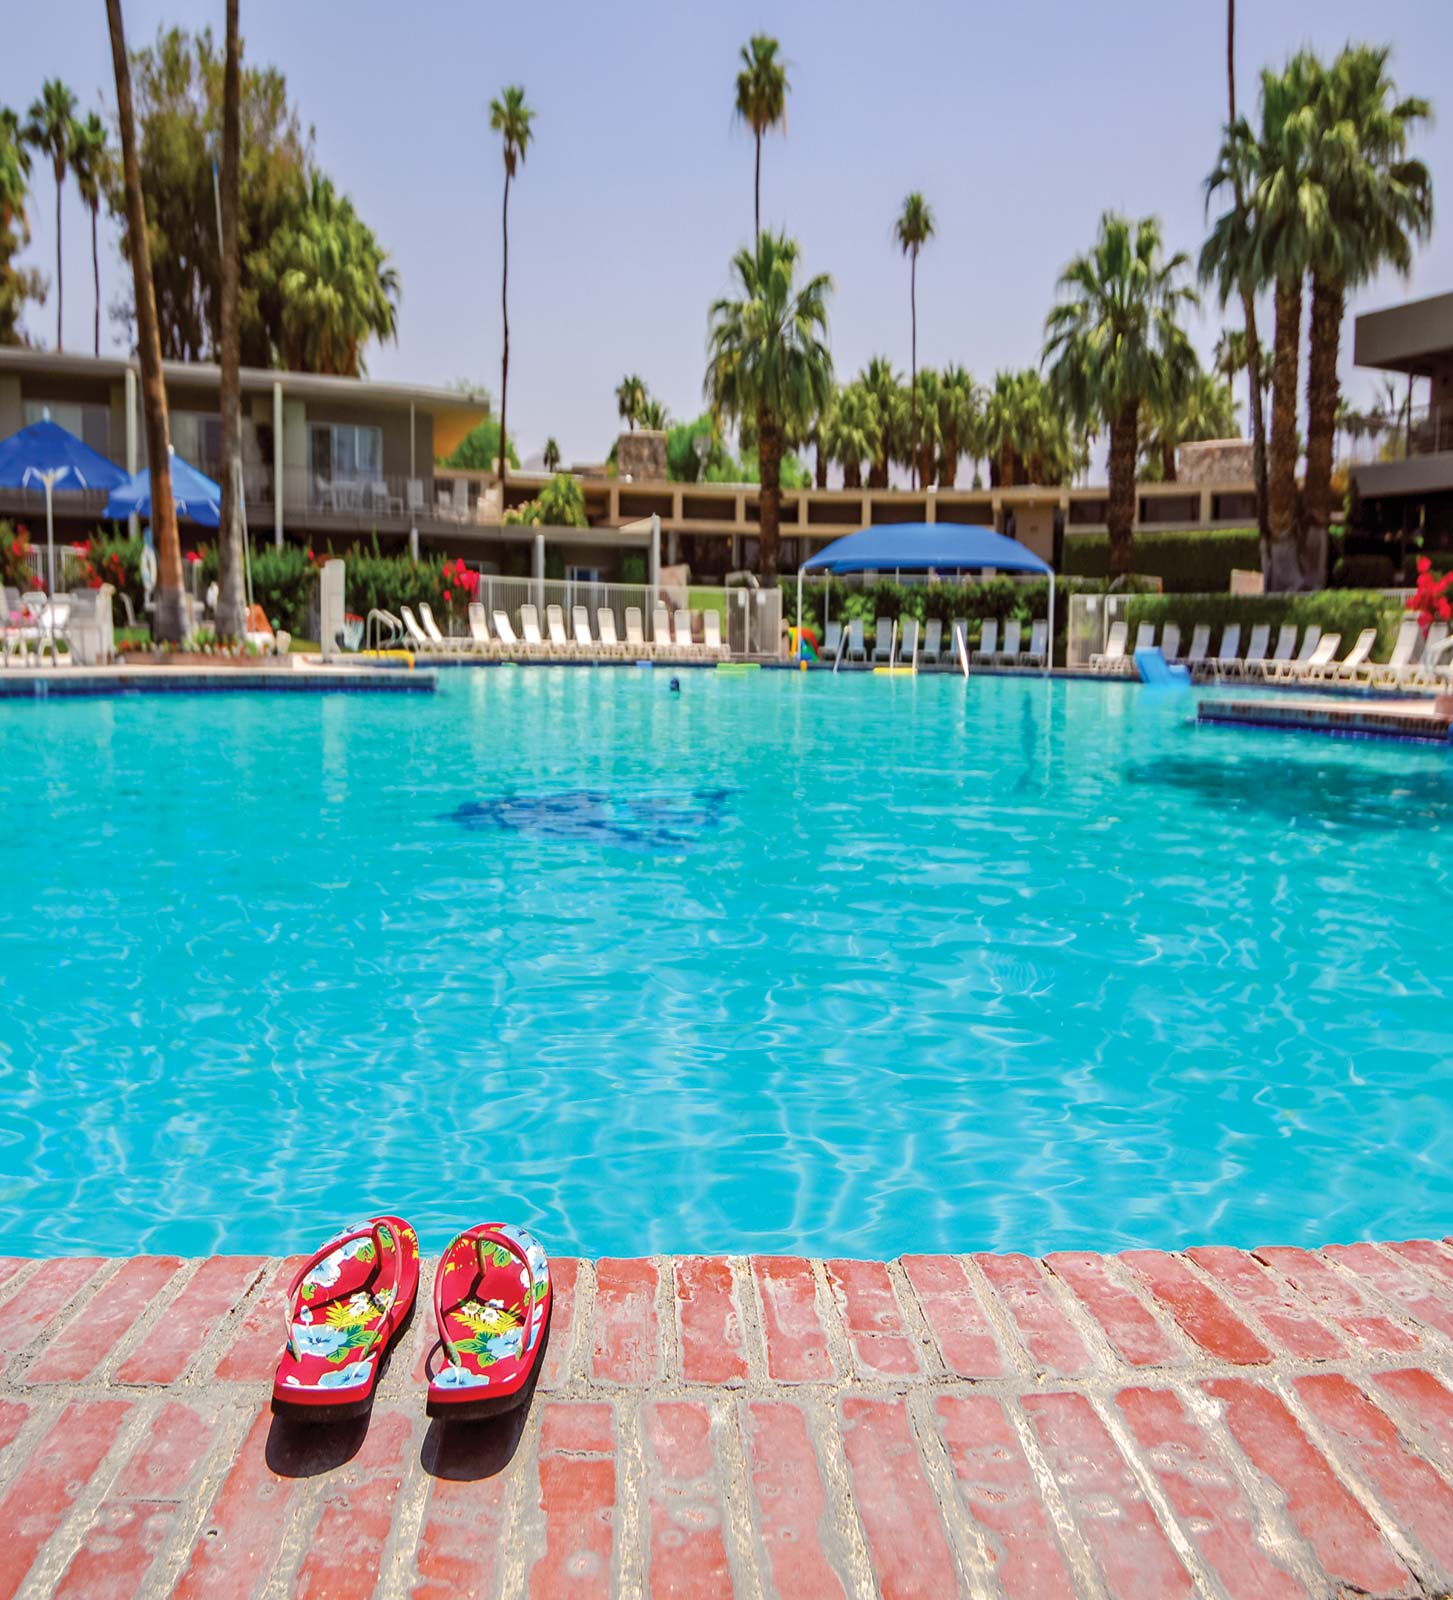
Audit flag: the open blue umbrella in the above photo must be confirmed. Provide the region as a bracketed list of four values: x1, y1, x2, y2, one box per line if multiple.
[0, 417, 130, 606]
[106, 447, 221, 528]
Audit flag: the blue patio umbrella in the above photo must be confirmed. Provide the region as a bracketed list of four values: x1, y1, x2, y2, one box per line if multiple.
[0, 416, 130, 612]
[106, 447, 221, 528]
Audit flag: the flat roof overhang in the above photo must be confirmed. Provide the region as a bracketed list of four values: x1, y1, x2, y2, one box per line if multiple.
[1351, 453, 1453, 499]
[1353, 292, 1453, 377]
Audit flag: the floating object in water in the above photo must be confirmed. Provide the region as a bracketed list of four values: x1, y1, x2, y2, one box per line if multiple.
[445, 786, 733, 850]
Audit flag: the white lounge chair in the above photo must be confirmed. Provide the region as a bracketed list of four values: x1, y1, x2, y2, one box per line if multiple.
[1183, 624, 1211, 675]
[400, 605, 436, 654]
[1132, 621, 1156, 657]
[1325, 627, 1379, 683]
[1268, 625, 1322, 682]
[1161, 623, 1182, 662]
[625, 606, 651, 658]
[652, 605, 676, 659]
[520, 603, 548, 655]
[1290, 632, 1342, 681]
[1226, 623, 1270, 680]
[467, 602, 495, 655]
[572, 605, 597, 656]
[492, 609, 525, 656]
[871, 616, 894, 664]
[1410, 621, 1451, 689]
[971, 617, 999, 665]
[546, 603, 572, 655]
[1364, 617, 1418, 687]
[419, 602, 458, 652]
[996, 618, 1023, 666]
[703, 610, 727, 657]
[846, 618, 867, 662]
[674, 608, 698, 658]
[899, 617, 920, 665]
[1204, 623, 1242, 681]
[1256, 624, 1298, 680]
[824, 619, 843, 660]
[597, 608, 625, 657]
[1021, 619, 1049, 668]
[1089, 619, 1127, 673]
[921, 619, 942, 663]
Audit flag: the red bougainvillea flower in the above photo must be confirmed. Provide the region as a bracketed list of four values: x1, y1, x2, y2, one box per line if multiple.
[185, 550, 201, 564]
[443, 588, 453, 602]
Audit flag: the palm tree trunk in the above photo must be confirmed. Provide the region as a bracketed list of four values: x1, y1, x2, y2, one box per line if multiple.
[107, 0, 184, 642]
[909, 251, 918, 491]
[214, 0, 246, 645]
[1161, 440, 1177, 482]
[1000, 439, 1015, 488]
[91, 205, 100, 355]
[1227, 0, 1270, 550]
[498, 170, 510, 507]
[1107, 400, 1138, 578]
[940, 438, 957, 488]
[54, 166, 63, 350]
[814, 440, 828, 489]
[757, 400, 781, 579]
[753, 132, 761, 246]
[1266, 273, 1301, 588]
[843, 458, 861, 491]
[1303, 268, 1343, 545]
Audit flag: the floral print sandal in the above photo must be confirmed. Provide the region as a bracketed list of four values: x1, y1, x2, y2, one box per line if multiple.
[272, 1215, 419, 1419]
[426, 1223, 552, 1419]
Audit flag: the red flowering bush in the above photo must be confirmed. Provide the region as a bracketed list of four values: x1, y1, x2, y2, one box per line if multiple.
[1408, 556, 1453, 636]
[1, 522, 37, 592]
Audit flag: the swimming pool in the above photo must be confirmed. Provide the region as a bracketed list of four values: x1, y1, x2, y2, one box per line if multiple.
[2, 668, 1449, 1260]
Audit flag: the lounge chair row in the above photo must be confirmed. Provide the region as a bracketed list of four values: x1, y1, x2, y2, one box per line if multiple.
[824, 615, 1048, 669]
[399, 601, 727, 662]
[1090, 617, 1453, 689]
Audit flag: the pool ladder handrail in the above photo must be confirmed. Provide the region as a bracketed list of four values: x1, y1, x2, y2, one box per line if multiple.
[366, 608, 404, 653]
[955, 621, 970, 679]
[833, 624, 848, 674]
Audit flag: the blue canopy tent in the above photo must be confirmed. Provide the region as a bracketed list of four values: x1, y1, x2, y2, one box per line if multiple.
[105, 448, 221, 528]
[798, 522, 1055, 675]
[0, 417, 129, 599]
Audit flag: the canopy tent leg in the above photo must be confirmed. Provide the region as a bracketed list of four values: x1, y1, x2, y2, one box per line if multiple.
[1046, 574, 1055, 678]
[795, 566, 804, 662]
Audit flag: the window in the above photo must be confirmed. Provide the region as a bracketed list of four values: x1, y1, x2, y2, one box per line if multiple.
[310, 423, 383, 483]
[170, 411, 222, 474]
[23, 400, 109, 458]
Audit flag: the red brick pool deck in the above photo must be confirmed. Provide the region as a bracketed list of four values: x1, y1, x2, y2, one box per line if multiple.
[6, 1244, 1453, 1597]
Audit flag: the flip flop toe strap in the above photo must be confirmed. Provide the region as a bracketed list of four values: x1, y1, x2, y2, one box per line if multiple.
[283, 1219, 403, 1364]
[434, 1225, 535, 1369]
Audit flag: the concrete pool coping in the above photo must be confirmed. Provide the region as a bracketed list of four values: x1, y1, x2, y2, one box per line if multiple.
[5, 1238, 1453, 1596]
[0, 661, 436, 699]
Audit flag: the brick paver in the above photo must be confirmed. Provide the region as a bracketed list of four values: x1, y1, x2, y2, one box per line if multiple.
[5, 1242, 1453, 1596]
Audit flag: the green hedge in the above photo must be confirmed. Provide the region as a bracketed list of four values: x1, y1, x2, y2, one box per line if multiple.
[1121, 589, 1409, 657]
[1063, 528, 1261, 592]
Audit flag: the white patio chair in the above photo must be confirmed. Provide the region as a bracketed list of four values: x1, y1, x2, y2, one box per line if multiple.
[1363, 618, 1418, 687]
[1089, 619, 1127, 673]
[846, 618, 867, 662]
[1161, 623, 1182, 662]
[1288, 632, 1341, 681]
[871, 616, 895, 664]
[399, 605, 435, 653]
[467, 602, 495, 655]
[1268, 626, 1322, 682]
[1205, 623, 1242, 680]
[1324, 627, 1379, 683]
[652, 604, 676, 659]
[572, 605, 598, 656]
[921, 618, 942, 662]
[1227, 623, 1270, 680]
[674, 608, 700, 658]
[1132, 621, 1156, 656]
[899, 616, 920, 665]
[1256, 624, 1298, 680]
[625, 606, 651, 658]
[971, 617, 999, 665]
[1022, 619, 1048, 668]
[1183, 624, 1212, 676]
[703, 610, 727, 657]
[996, 618, 1023, 665]
[598, 608, 626, 657]
[545, 603, 572, 654]
[493, 609, 525, 656]
[824, 619, 843, 660]
[419, 602, 459, 652]
[1409, 621, 1451, 689]
[519, 603, 548, 655]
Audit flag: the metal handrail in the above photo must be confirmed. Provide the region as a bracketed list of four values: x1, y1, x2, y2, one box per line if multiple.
[833, 625, 848, 674]
[365, 608, 403, 653]
[956, 621, 970, 679]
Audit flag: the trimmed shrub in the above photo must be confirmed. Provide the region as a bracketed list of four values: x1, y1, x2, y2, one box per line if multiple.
[1063, 528, 1261, 592]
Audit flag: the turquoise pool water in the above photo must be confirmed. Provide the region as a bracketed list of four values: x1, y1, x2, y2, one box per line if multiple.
[2, 669, 1450, 1260]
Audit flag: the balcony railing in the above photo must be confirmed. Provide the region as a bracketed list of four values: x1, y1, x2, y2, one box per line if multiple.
[1342, 403, 1451, 464]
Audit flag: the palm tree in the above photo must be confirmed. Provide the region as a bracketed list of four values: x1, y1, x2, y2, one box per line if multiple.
[860, 357, 903, 488]
[823, 381, 879, 491]
[270, 176, 400, 375]
[1301, 46, 1431, 551]
[936, 365, 983, 488]
[105, 0, 183, 641]
[705, 231, 832, 578]
[214, 0, 246, 644]
[734, 36, 788, 245]
[1044, 213, 1197, 577]
[67, 113, 107, 357]
[911, 367, 941, 488]
[639, 396, 670, 430]
[490, 85, 534, 505]
[893, 193, 935, 489]
[1142, 366, 1238, 480]
[542, 436, 561, 472]
[0, 107, 30, 235]
[615, 374, 646, 431]
[23, 81, 77, 350]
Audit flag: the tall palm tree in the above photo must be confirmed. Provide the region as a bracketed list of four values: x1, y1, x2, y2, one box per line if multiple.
[23, 81, 77, 350]
[0, 107, 30, 235]
[824, 381, 879, 491]
[985, 371, 1025, 487]
[67, 113, 107, 356]
[490, 85, 534, 506]
[1044, 213, 1197, 577]
[1301, 46, 1431, 552]
[734, 36, 788, 246]
[936, 365, 983, 488]
[214, 0, 246, 645]
[543, 436, 561, 472]
[705, 231, 832, 578]
[893, 193, 935, 489]
[1141, 366, 1238, 481]
[615, 373, 646, 431]
[860, 356, 903, 488]
[105, 0, 183, 641]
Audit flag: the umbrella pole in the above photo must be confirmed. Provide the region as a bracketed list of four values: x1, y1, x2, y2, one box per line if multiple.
[45, 475, 56, 655]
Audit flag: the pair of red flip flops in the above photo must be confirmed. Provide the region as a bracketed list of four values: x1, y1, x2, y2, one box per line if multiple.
[272, 1216, 552, 1420]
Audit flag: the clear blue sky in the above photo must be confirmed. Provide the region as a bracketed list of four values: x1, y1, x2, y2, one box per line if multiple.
[4, 0, 1450, 467]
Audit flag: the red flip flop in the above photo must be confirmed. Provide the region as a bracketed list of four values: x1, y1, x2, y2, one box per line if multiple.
[426, 1223, 552, 1419]
[273, 1216, 419, 1418]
